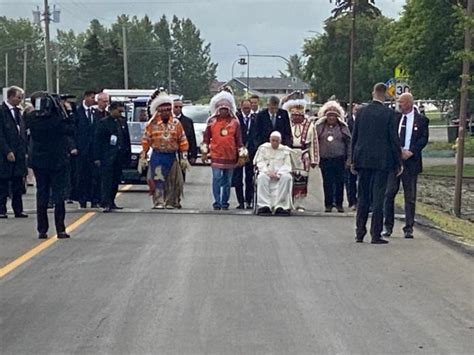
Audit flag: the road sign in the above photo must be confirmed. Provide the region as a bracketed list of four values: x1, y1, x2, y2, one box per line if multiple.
[394, 66, 409, 79]
[396, 80, 410, 97]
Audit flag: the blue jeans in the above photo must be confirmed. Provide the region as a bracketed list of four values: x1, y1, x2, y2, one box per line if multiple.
[212, 168, 234, 208]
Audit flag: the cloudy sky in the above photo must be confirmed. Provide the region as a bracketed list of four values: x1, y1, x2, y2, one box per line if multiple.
[1, 0, 406, 81]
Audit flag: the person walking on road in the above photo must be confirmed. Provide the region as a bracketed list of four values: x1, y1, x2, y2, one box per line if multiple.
[351, 83, 401, 244]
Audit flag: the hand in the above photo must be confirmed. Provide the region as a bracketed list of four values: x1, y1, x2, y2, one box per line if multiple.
[345, 160, 352, 170]
[180, 159, 190, 171]
[350, 164, 358, 176]
[94, 160, 101, 167]
[70, 149, 78, 156]
[6, 152, 15, 162]
[396, 165, 404, 177]
[201, 153, 208, 163]
[402, 150, 413, 161]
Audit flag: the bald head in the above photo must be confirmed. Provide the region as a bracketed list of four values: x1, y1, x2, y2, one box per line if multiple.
[398, 93, 414, 114]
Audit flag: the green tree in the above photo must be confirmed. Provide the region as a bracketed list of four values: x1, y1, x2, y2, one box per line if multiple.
[279, 54, 304, 79]
[330, 0, 381, 17]
[0, 17, 46, 94]
[170, 16, 217, 100]
[385, 0, 465, 99]
[154, 15, 173, 89]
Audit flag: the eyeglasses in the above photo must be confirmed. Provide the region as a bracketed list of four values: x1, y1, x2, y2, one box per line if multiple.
[174, 106, 183, 108]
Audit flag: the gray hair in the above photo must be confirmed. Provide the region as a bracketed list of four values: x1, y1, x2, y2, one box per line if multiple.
[267, 96, 280, 106]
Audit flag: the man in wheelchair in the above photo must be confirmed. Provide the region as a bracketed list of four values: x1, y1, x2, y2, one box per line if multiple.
[253, 131, 293, 216]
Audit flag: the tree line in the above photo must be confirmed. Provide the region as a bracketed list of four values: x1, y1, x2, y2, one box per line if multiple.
[0, 14, 217, 101]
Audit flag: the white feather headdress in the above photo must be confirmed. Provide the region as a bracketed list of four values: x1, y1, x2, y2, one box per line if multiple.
[148, 89, 173, 117]
[282, 99, 307, 113]
[209, 90, 237, 116]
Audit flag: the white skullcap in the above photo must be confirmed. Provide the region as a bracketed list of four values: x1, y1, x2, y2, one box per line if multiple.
[270, 131, 282, 140]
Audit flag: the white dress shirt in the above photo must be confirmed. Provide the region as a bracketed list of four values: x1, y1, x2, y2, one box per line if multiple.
[398, 110, 415, 150]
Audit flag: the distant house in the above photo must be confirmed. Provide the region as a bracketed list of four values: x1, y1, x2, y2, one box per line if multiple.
[210, 80, 226, 95]
[226, 77, 311, 100]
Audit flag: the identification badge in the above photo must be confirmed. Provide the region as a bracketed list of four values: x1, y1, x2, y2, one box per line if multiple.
[220, 128, 228, 136]
[110, 135, 118, 146]
[327, 135, 334, 142]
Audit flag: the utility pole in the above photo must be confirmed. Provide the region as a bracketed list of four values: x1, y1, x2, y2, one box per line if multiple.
[122, 25, 129, 90]
[348, 0, 356, 111]
[5, 53, 8, 87]
[237, 43, 250, 92]
[56, 56, 60, 94]
[168, 52, 172, 94]
[454, 0, 473, 217]
[43, 0, 53, 93]
[23, 42, 27, 94]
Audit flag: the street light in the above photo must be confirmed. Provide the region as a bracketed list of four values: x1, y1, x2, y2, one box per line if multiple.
[237, 43, 250, 91]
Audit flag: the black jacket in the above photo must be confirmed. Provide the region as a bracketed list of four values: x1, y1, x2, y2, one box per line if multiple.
[236, 111, 258, 159]
[351, 101, 401, 171]
[25, 111, 74, 171]
[93, 116, 131, 167]
[397, 111, 429, 175]
[176, 114, 197, 160]
[255, 108, 292, 147]
[0, 102, 27, 178]
[75, 105, 100, 157]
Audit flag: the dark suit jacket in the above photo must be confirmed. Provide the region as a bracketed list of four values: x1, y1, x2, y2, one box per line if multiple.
[75, 105, 100, 157]
[397, 111, 429, 175]
[118, 117, 132, 167]
[255, 108, 292, 147]
[0, 102, 27, 179]
[236, 111, 258, 159]
[352, 101, 401, 171]
[25, 111, 74, 171]
[94, 116, 131, 167]
[177, 114, 197, 160]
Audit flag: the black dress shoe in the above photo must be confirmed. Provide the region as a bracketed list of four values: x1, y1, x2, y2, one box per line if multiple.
[371, 238, 389, 244]
[15, 213, 28, 218]
[103, 207, 112, 213]
[38, 233, 48, 239]
[246, 203, 253, 210]
[355, 238, 364, 243]
[79, 202, 87, 209]
[257, 206, 271, 215]
[91, 203, 99, 208]
[111, 204, 123, 210]
[404, 232, 414, 239]
[324, 206, 332, 213]
[57, 232, 70, 239]
[381, 229, 392, 237]
[336, 206, 345, 213]
[0, 214, 8, 219]
[213, 206, 221, 211]
[236, 204, 245, 210]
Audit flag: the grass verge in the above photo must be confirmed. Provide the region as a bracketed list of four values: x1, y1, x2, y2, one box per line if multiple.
[422, 164, 474, 178]
[425, 136, 474, 157]
[395, 195, 474, 246]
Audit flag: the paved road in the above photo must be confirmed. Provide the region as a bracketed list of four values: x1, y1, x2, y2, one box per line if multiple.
[1, 166, 473, 354]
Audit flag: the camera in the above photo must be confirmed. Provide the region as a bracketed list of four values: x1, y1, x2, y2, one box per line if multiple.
[30, 92, 69, 119]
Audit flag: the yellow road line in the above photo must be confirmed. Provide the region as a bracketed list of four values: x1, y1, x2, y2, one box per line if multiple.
[0, 212, 96, 279]
[0, 184, 134, 279]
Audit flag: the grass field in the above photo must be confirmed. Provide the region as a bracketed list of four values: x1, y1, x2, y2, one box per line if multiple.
[422, 164, 474, 178]
[395, 195, 474, 246]
[425, 136, 474, 157]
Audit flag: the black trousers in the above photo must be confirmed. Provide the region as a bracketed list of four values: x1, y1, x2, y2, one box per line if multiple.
[100, 161, 122, 208]
[0, 176, 24, 215]
[356, 168, 389, 240]
[384, 169, 418, 234]
[77, 155, 101, 205]
[33, 168, 66, 234]
[320, 157, 345, 208]
[345, 169, 358, 207]
[232, 161, 254, 205]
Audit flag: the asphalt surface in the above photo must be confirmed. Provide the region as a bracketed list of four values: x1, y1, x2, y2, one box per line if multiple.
[1, 166, 473, 354]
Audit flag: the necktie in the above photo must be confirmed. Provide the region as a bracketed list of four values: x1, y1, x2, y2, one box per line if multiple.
[87, 108, 92, 124]
[400, 115, 407, 147]
[271, 114, 276, 128]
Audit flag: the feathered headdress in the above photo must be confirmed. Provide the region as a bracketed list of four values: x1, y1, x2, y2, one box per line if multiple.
[209, 90, 237, 116]
[282, 99, 307, 115]
[317, 100, 345, 119]
[147, 88, 173, 118]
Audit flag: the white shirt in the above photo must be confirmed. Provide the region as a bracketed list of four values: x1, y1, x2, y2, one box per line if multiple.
[4, 100, 20, 130]
[398, 110, 415, 150]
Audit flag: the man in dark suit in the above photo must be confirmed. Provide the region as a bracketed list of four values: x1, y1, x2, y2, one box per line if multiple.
[94, 102, 130, 213]
[26, 92, 76, 239]
[233, 99, 258, 209]
[0, 86, 28, 219]
[383, 93, 429, 239]
[345, 103, 360, 210]
[173, 99, 197, 165]
[74, 90, 99, 208]
[351, 83, 402, 244]
[255, 96, 292, 147]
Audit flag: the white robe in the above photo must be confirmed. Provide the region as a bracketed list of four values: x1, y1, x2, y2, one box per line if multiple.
[253, 143, 293, 211]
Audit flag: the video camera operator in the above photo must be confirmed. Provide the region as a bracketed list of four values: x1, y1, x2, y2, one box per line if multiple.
[25, 92, 76, 239]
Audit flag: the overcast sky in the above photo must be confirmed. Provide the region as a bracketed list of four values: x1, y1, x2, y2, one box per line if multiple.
[1, 0, 406, 81]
